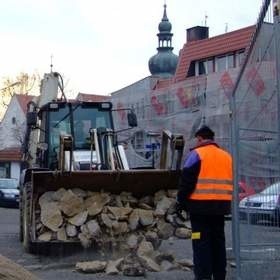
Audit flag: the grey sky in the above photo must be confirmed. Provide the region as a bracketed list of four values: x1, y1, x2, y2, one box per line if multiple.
[0, 0, 263, 97]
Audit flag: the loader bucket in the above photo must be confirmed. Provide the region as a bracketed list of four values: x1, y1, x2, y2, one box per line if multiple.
[28, 169, 181, 246]
[31, 169, 181, 197]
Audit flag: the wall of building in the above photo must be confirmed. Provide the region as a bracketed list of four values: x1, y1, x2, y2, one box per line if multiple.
[10, 162, 21, 183]
[0, 97, 26, 150]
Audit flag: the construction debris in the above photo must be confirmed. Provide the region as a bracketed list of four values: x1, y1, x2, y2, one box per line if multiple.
[37, 188, 192, 275]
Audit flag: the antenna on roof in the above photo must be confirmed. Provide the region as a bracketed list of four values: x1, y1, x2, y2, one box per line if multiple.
[204, 13, 208, 27]
[225, 23, 228, 33]
[50, 54, 53, 73]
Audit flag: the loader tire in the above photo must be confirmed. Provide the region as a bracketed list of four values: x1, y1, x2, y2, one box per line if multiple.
[22, 182, 35, 253]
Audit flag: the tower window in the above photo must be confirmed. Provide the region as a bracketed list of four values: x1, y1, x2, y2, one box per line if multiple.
[12, 117, 16, 124]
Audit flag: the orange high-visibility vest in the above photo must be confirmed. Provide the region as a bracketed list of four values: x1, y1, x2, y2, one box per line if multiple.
[189, 145, 233, 201]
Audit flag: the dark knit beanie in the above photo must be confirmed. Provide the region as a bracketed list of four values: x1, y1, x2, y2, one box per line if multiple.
[195, 125, 215, 140]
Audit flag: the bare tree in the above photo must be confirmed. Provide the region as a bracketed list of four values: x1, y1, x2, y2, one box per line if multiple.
[0, 72, 40, 103]
[0, 72, 40, 118]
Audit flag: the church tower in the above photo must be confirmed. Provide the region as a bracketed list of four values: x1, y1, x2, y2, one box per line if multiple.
[148, 4, 178, 77]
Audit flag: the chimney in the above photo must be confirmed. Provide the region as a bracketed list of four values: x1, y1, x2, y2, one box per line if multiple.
[186, 26, 209, 42]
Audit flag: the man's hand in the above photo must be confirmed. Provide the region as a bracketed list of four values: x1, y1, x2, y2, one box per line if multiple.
[175, 202, 187, 221]
[175, 201, 183, 213]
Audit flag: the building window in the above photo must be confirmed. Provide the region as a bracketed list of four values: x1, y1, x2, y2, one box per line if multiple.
[12, 117, 16, 124]
[0, 162, 10, 178]
[228, 54, 234, 69]
[198, 60, 207, 75]
[207, 59, 214, 73]
[195, 58, 214, 76]
[193, 51, 245, 77]
[216, 56, 227, 72]
[187, 61, 195, 77]
[236, 51, 245, 67]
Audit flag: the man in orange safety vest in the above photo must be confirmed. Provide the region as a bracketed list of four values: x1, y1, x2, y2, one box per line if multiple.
[177, 125, 233, 280]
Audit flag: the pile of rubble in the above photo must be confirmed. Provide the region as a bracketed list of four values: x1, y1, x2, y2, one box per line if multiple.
[37, 188, 192, 275]
[75, 239, 193, 276]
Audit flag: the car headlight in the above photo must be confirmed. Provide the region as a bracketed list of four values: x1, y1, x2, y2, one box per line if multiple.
[262, 200, 276, 207]
[3, 193, 15, 198]
[239, 199, 246, 207]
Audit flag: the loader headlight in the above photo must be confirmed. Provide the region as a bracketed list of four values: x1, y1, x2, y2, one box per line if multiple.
[49, 103, 59, 110]
[100, 102, 112, 110]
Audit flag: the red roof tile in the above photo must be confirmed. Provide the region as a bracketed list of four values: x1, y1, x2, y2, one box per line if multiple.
[76, 93, 110, 102]
[174, 25, 256, 83]
[15, 94, 36, 114]
[0, 147, 22, 161]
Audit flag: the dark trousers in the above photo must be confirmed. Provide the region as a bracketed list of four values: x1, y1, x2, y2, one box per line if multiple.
[190, 214, 226, 280]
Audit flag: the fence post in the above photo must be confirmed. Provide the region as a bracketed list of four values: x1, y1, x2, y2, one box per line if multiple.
[273, 0, 280, 173]
[230, 93, 242, 279]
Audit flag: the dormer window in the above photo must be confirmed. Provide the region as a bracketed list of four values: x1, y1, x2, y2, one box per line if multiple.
[12, 117, 16, 124]
[193, 51, 242, 77]
[195, 58, 214, 76]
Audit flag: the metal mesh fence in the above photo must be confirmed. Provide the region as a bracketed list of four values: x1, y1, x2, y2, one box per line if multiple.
[231, 0, 280, 279]
[110, 1, 280, 278]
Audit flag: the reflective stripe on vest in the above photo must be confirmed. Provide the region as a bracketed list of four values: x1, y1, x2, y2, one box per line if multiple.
[189, 145, 233, 201]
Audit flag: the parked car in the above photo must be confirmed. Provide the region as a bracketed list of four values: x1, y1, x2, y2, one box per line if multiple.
[0, 178, 19, 208]
[239, 181, 280, 225]
[238, 181, 255, 201]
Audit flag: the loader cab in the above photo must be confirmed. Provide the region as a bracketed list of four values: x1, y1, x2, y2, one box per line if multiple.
[39, 101, 114, 169]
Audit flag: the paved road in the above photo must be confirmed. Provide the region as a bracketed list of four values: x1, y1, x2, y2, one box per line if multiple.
[0, 207, 239, 280]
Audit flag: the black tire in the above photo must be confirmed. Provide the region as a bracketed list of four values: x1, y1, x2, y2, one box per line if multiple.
[22, 182, 35, 253]
[19, 185, 24, 242]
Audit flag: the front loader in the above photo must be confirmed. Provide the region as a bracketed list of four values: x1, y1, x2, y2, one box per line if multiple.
[19, 72, 184, 253]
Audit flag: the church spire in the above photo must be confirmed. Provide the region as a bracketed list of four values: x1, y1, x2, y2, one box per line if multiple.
[148, 3, 178, 77]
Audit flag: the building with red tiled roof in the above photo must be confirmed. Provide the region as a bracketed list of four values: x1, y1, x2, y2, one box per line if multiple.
[0, 94, 36, 181]
[76, 93, 110, 102]
[174, 25, 255, 83]
[110, 19, 258, 168]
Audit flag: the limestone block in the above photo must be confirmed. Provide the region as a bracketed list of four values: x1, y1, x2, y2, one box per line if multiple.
[157, 220, 174, 240]
[145, 231, 161, 249]
[100, 213, 113, 228]
[138, 209, 154, 226]
[126, 234, 138, 250]
[40, 202, 63, 232]
[38, 191, 55, 207]
[57, 227, 67, 241]
[107, 206, 132, 220]
[66, 224, 77, 237]
[175, 227, 192, 239]
[112, 221, 128, 235]
[38, 231, 52, 241]
[128, 209, 140, 231]
[75, 261, 107, 273]
[138, 255, 161, 272]
[60, 190, 84, 217]
[52, 188, 67, 201]
[137, 240, 154, 257]
[86, 220, 101, 237]
[154, 196, 175, 217]
[85, 193, 110, 216]
[68, 211, 88, 226]
[105, 258, 123, 275]
[154, 190, 167, 204]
